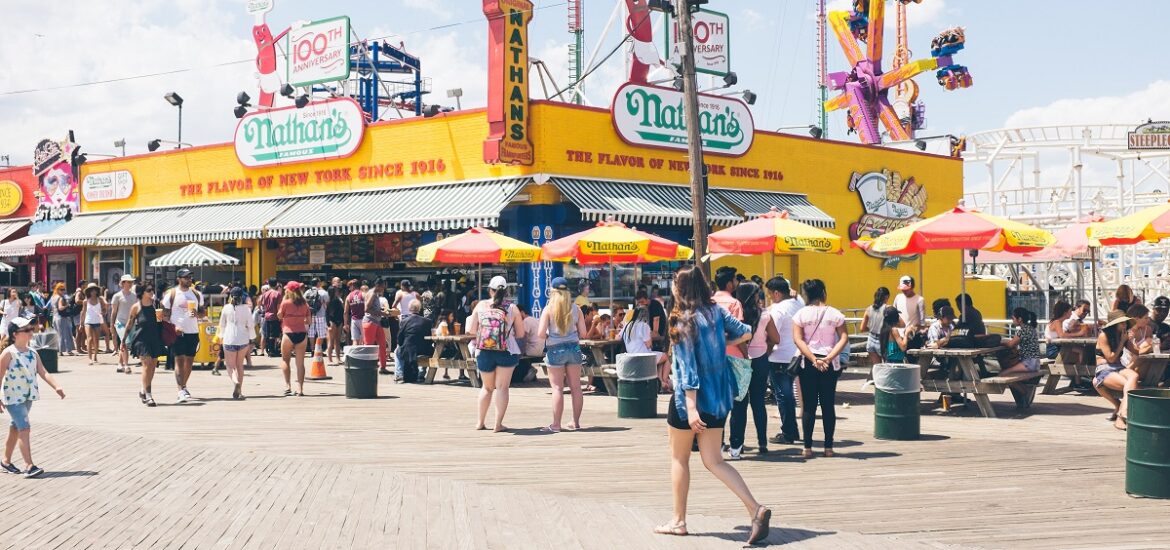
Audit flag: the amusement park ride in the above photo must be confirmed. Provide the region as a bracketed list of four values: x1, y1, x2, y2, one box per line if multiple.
[823, 0, 973, 145]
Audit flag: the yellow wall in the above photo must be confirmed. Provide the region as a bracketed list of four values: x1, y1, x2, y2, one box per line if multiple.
[77, 101, 999, 316]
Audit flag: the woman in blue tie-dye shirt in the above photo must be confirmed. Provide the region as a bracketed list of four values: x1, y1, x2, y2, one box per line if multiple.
[1, 317, 66, 478]
[654, 266, 771, 545]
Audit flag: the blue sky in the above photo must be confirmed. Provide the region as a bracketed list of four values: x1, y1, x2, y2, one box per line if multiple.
[1, 0, 1168, 163]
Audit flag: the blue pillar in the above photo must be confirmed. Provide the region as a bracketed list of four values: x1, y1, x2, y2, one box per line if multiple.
[505, 204, 567, 316]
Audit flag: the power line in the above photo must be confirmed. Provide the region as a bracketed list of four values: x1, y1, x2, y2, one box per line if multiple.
[549, 8, 653, 102]
[0, 2, 568, 97]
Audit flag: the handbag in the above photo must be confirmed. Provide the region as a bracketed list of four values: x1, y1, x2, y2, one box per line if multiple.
[728, 355, 752, 402]
[161, 321, 178, 346]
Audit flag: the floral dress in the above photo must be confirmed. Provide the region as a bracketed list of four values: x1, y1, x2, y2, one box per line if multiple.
[2, 348, 39, 407]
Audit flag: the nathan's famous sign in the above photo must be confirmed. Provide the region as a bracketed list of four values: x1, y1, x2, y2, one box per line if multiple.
[848, 169, 928, 268]
[612, 83, 755, 157]
[483, 0, 535, 166]
[234, 97, 365, 167]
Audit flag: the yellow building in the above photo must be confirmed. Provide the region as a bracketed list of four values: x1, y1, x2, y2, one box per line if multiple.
[57, 100, 999, 317]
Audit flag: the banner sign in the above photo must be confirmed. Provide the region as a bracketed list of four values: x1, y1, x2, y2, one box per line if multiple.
[847, 169, 927, 268]
[482, 0, 535, 166]
[286, 16, 351, 87]
[234, 97, 365, 168]
[0, 181, 23, 216]
[30, 133, 80, 235]
[32, 139, 64, 177]
[82, 170, 135, 202]
[666, 8, 731, 77]
[1129, 121, 1170, 150]
[612, 83, 755, 157]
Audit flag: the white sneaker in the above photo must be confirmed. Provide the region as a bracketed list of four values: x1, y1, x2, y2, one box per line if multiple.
[177, 389, 190, 403]
[729, 446, 743, 460]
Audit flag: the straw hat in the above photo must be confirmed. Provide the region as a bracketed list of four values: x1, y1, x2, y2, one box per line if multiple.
[1103, 310, 1131, 329]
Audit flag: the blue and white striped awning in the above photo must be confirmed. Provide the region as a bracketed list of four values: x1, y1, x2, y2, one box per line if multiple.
[711, 188, 836, 228]
[264, 179, 527, 238]
[94, 199, 295, 246]
[41, 212, 128, 248]
[0, 219, 29, 243]
[149, 243, 240, 267]
[549, 177, 742, 226]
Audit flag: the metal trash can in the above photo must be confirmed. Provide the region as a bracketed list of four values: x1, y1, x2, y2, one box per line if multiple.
[344, 345, 380, 399]
[1126, 389, 1170, 498]
[616, 353, 659, 419]
[32, 330, 59, 374]
[873, 363, 921, 441]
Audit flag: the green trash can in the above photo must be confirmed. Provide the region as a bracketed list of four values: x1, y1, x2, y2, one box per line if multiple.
[1126, 388, 1170, 498]
[617, 378, 658, 418]
[873, 363, 921, 441]
[344, 345, 380, 399]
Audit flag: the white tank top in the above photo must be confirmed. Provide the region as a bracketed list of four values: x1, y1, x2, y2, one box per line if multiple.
[84, 298, 103, 324]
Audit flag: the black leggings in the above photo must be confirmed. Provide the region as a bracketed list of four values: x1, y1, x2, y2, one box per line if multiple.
[729, 355, 771, 449]
[798, 363, 841, 450]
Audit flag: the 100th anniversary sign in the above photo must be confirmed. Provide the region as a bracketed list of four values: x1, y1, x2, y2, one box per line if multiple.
[612, 83, 754, 157]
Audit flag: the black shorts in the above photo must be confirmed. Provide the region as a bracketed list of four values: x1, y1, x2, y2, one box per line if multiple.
[667, 396, 727, 431]
[285, 332, 307, 345]
[171, 333, 200, 357]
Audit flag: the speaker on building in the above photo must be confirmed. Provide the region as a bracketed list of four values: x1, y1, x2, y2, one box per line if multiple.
[266, 240, 280, 250]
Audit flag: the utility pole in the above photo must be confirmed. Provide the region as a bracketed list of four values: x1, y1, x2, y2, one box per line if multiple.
[676, 0, 709, 275]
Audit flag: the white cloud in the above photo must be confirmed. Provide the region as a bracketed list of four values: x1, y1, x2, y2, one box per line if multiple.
[401, 0, 453, 21]
[407, 31, 488, 111]
[1005, 80, 1170, 128]
[740, 8, 769, 32]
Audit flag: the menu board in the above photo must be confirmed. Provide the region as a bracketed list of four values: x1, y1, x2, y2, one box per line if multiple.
[274, 232, 430, 267]
[276, 239, 310, 265]
[324, 236, 351, 264]
[375, 233, 422, 263]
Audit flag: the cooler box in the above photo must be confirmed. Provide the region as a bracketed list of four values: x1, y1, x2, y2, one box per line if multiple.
[195, 322, 220, 367]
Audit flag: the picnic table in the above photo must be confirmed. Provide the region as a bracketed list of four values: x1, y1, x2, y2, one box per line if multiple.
[1044, 337, 1170, 393]
[1044, 337, 1097, 394]
[579, 338, 622, 395]
[421, 335, 480, 388]
[907, 346, 1042, 418]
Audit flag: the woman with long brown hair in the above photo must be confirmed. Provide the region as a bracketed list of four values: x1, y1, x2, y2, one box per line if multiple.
[655, 265, 770, 544]
[278, 281, 311, 396]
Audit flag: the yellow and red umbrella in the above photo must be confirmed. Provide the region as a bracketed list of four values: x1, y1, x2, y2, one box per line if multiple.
[542, 219, 692, 312]
[1087, 201, 1170, 246]
[415, 227, 541, 264]
[708, 208, 843, 255]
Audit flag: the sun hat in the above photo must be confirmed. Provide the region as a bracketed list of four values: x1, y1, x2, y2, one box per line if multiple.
[488, 276, 508, 290]
[550, 276, 569, 290]
[1103, 310, 1131, 329]
[120, 274, 136, 283]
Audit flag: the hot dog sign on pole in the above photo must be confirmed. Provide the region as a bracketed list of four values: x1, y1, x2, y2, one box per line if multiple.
[482, 0, 535, 166]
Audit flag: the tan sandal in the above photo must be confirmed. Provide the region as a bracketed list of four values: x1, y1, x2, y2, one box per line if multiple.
[653, 522, 688, 536]
[748, 505, 771, 544]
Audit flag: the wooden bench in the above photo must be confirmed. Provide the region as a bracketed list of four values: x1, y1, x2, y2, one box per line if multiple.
[419, 357, 480, 388]
[910, 346, 1039, 418]
[584, 364, 619, 395]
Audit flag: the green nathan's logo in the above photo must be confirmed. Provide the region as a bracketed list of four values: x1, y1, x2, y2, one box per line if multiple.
[234, 98, 366, 167]
[612, 83, 754, 157]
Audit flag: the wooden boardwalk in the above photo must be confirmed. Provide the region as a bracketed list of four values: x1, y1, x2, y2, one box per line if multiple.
[1, 355, 1168, 549]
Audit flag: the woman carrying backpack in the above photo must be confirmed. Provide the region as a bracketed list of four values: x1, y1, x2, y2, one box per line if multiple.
[466, 276, 526, 432]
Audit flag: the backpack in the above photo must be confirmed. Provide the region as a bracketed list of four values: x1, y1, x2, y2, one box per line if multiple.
[475, 302, 512, 352]
[60, 295, 80, 317]
[306, 288, 323, 315]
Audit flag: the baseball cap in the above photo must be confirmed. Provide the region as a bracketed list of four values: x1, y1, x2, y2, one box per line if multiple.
[550, 277, 569, 290]
[8, 317, 31, 335]
[898, 275, 915, 290]
[285, 280, 303, 291]
[120, 274, 136, 283]
[1154, 296, 1170, 310]
[488, 276, 508, 290]
[177, 268, 193, 278]
[230, 286, 246, 300]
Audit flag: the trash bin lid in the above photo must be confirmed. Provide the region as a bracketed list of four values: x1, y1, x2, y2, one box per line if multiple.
[345, 345, 381, 360]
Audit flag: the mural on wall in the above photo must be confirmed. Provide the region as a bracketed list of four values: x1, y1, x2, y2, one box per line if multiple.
[30, 133, 81, 235]
[848, 169, 927, 269]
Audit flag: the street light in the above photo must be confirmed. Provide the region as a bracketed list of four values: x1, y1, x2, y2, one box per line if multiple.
[113, 139, 126, 156]
[775, 124, 823, 139]
[447, 88, 463, 110]
[147, 139, 192, 152]
[164, 92, 184, 149]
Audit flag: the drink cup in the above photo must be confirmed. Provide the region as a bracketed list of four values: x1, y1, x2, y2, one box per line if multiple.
[453, 322, 462, 335]
[155, 309, 164, 322]
[186, 301, 196, 316]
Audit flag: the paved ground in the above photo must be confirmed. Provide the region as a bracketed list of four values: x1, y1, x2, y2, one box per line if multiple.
[1, 354, 1167, 549]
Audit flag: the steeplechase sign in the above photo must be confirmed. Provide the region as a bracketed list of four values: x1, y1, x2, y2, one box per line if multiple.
[1129, 121, 1170, 150]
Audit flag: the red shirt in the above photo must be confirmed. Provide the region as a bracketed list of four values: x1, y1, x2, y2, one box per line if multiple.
[713, 290, 745, 358]
[279, 300, 310, 333]
[259, 289, 283, 321]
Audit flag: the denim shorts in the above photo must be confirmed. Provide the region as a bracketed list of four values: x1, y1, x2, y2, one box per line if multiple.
[476, 350, 519, 372]
[545, 342, 583, 367]
[1094, 363, 1123, 388]
[223, 344, 248, 352]
[6, 401, 32, 430]
[866, 333, 881, 354]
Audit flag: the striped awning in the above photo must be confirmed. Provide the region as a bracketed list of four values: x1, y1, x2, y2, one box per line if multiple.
[712, 188, 836, 228]
[94, 199, 294, 246]
[549, 177, 742, 226]
[149, 243, 240, 267]
[41, 212, 128, 248]
[0, 219, 29, 243]
[0, 262, 13, 272]
[265, 179, 527, 238]
[0, 234, 47, 257]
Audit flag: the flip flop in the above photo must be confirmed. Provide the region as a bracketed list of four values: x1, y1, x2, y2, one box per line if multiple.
[653, 522, 688, 536]
[541, 425, 561, 433]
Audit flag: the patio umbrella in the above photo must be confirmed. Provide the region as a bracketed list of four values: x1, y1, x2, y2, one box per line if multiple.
[542, 219, 693, 314]
[708, 207, 842, 280]
[854, 204, 1055, 320]
[415, 227, 542, 293]
[149, 242, 240, 281]
[1087, 201, 1170, 246]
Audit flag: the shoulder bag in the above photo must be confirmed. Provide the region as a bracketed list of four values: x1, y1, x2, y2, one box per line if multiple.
[787, 307, 827, 377]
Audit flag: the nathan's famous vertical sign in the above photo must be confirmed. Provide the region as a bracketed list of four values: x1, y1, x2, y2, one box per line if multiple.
[483, 0, 534, 165]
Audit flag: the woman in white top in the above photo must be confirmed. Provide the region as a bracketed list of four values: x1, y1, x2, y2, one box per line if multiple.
[728, 282, 781, 458]
[0, 288, 21, 345]
[621, 306, 668, 387]
[218, 287, 255, 400]
[791, 279, 848, 459]
[79, 284, 108, 366]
